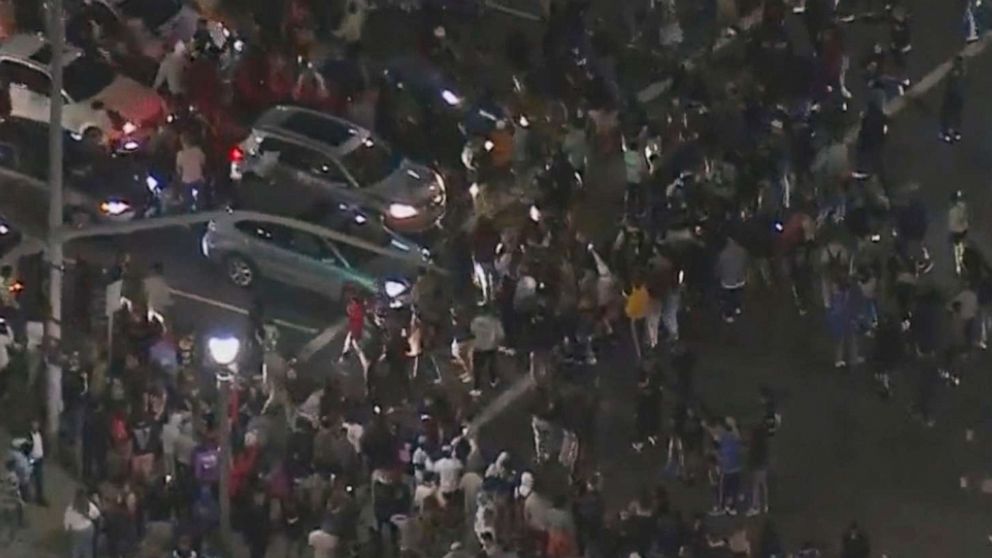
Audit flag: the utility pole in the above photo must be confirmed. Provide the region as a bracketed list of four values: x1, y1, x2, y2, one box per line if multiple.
[46, 0, 65, 442]
[217, 372, 232, 551]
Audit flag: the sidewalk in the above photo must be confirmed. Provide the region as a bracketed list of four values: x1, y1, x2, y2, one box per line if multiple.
[1, 426, 77, 558]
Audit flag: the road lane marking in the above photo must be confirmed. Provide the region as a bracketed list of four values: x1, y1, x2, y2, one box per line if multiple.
[6, 248, 322, 335]
[167, 288, 320, 335]
[823, 30, 992, 162]
[467, 373, 536, 435]
[484, 0, 542, 21]
[294, 319, 348, 363]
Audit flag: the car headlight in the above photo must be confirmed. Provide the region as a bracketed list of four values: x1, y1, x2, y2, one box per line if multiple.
[388, 203, 419, 219]
[383, 280, 408, 298]
[122, 121, 138, 135]
[441, 89, 463, 106]
[100, 199, 131, 216]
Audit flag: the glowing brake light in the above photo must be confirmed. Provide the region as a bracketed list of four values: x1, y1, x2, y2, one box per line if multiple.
[229, 146, 245, 162]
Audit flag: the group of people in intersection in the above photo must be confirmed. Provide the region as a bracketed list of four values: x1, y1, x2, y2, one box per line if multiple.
[2, 0, 992, 556]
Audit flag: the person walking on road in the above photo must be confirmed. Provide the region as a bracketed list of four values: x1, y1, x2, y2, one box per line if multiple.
[339, 291, 367, 368]
[948, 190, 969, 276]
[940, 56, 966, 143]
[142, 262, 173, 327]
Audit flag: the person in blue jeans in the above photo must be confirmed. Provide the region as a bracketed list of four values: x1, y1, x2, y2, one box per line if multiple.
[706, 417, 743, 515]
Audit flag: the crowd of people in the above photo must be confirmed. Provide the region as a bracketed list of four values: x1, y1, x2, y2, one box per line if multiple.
[0, 0, 991, 556]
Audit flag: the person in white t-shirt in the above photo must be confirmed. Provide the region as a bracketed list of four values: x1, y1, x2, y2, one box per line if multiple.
[308, 523, 340, 558]
[429, 446, 464, 504]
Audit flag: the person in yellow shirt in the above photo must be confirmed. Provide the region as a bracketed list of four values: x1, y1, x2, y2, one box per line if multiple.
[625, 275, 650, 359]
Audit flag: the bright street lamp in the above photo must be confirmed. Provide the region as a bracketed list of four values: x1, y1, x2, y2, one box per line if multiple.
[207, 336, 241, 367]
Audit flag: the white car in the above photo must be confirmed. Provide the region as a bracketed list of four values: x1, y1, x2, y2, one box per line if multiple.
[0, 34, 166, 151]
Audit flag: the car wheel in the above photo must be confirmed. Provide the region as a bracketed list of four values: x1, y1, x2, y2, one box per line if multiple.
[224, 255, 256, 288]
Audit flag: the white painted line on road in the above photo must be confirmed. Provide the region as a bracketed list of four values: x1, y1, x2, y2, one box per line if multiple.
[168, 288, 320, 335]
[8, 240, 346, 337]
[636, 9, 764, 104]
[294, 319, 348, 363]
[484, 0, 542, 21]
[467, 372, 536, 435]
[820, 31, 992, 169]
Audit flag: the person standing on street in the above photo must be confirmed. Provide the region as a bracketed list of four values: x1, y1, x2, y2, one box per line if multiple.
[0, 459, 23, 542]
[64, 489, 100, 558]
[940, 56, 966, 143]
[470, 304, 505, 396]
[175, 132, 207, 212]
[142, 262, 173, 327]
[623, 134, 649, 219]
[948, 190, 969, 276]
[632, 364, 662, 452]
[153, 41, 189, 100]
[707, 417, 743, 516]
[746, 423, 771, 516]
[716, 235, 749, 323]
[27, 420, 45, 506]
[841, 521, 871, 558]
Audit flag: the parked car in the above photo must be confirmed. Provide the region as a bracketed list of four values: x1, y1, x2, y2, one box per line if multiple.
[229, 105, 446, 233]
[0, 33, 166, 152]
[200, 206, 428, 303]
[0, 118, 160, 223]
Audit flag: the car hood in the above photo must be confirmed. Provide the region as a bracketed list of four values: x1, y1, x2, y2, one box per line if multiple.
[94, 76, 163, 125]
[370, 160, 442, 206]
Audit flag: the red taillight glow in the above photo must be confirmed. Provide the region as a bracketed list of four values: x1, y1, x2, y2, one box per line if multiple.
[229, 146, 244, 163]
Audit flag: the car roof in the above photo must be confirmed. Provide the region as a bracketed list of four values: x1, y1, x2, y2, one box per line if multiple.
[253, 105, 371, 156]
[0, 34, 82, 66]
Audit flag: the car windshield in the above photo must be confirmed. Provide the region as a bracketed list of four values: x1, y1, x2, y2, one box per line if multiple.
[338, 138, 399, 186]
[117, 0, 182, 29]
[63, 56, 115, 101]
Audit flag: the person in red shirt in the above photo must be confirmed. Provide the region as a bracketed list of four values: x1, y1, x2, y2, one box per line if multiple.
[339, 292, 367, 367]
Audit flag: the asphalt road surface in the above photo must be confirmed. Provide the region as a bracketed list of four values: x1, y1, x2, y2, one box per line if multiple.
[3, 1, 992, 555]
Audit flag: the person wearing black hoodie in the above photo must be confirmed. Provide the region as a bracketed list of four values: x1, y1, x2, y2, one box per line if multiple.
[841, 521, 871, 558]
[241, 488, 271, 558]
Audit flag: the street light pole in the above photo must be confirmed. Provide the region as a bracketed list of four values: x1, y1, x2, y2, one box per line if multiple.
[208, 335, 240, 552]
[216, 372, 232, 550]
[46, 0, 65, 442]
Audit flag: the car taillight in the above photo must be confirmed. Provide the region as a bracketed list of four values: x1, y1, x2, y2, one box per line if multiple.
[229, 146, 244, 162]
